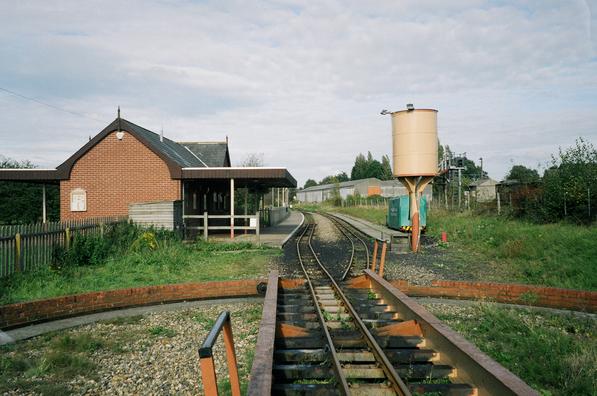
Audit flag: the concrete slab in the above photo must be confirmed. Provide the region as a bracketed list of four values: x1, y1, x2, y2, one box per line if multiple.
[1, 297, 263, 345]
[331, 212, 404, 242]
[213, 210, 304, 248]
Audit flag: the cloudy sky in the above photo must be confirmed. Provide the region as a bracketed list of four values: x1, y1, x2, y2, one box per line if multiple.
[0, 0, 596, 186]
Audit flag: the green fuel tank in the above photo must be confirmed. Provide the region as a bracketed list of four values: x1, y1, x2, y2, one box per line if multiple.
[386, 195, 427, 233]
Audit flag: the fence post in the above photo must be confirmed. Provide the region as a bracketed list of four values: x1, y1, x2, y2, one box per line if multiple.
[15, 233, 21, 273]
[378, 241, 387, 277]
[255, 212, 261, 246]
[371, 240, 378, 272]
[65, 227, 71, 250]
[497, 193, 501, 215]
[203, 212, 209, 241]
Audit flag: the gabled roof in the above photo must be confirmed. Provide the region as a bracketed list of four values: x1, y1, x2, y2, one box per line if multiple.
[56, 117, 230, 179]
[178, 142, 230, 167]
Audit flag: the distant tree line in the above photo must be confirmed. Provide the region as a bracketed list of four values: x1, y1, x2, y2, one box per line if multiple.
[303, 151, 393, 189]
[502, 138, 597, 224]
[0, 155, 60, 224]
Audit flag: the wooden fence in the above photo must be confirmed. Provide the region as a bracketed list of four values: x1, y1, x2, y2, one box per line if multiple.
[0, 217, 125, 278]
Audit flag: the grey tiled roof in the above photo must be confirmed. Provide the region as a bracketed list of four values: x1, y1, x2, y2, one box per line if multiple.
[120, 119, 229, 168]
[179, 142, 230, 167]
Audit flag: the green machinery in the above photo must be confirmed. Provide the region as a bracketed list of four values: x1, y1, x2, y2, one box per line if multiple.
[386, 195, 427, 233]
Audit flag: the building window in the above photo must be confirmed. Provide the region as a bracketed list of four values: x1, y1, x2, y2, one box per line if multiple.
[70, 188, 87, 212]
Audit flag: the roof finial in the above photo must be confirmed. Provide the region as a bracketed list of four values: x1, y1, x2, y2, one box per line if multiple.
[226, 135, 228, 145]
[160, 126, 164, 143]
[117, 106, 121, 119]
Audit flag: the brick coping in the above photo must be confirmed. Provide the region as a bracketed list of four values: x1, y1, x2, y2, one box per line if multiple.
[390, 278, 597, 313]
[2, 277, 595, 330]
[1, 279, 265, 330]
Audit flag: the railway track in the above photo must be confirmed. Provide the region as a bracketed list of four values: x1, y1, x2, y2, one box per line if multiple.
[248, 212, 539, 396]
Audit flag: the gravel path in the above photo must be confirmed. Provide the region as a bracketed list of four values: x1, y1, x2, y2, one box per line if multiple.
[1, 302, 262, 395]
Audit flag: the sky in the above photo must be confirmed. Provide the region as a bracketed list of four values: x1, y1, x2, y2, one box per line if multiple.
[0, 0, 596, 187]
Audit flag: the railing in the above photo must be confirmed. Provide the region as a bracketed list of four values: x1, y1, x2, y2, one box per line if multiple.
[0, 217, 125, 277]
[198, 311, 241, 396]
[183, 212, 260, 242]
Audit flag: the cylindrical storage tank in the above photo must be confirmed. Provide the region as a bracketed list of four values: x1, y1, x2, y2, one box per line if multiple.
[391, 108, 438, 177]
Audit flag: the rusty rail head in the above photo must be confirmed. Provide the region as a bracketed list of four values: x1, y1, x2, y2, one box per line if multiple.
[198, 311, 241, 396]
[364, 269, 540, 396]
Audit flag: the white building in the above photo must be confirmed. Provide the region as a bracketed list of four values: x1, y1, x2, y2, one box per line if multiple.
[296, 178, 432, 203]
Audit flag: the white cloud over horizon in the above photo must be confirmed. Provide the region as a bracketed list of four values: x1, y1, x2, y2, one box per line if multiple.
[0, 0, 596, 186]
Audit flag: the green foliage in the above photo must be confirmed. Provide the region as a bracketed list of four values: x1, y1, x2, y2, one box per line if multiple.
[331, 205, 596, 290]
[0, 155, 60, 224]
[130, 231, 159, 252]
[505, 165, 541, 184]
[304, 179, 317, 189]
[350, 151, 393, 181]
[542, 138, 597, 224]
[427, 209, 597, 290]
[0, 240, 278, 304]
[320, 172, 349, 185]
[148, 326, 176, 337]
[52, 334, 105, 353]
[432, 304, 596, 395]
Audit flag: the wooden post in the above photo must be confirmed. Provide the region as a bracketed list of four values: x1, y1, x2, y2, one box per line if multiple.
[378, 241, 387, 277]
[230, 178, 235, 239]
[255, 212, 261, 246]
[65, 227, 71, 250]
[223, 320, 241, 396]
[42, 184, 47, 224]
[411, 213, 420, 252]
[203, 211, 209, 241]
[497, 192, 501, 215]
[371, 240, 378, 272]
[199, 356, 218, 396]
[14, 233, 21, 273]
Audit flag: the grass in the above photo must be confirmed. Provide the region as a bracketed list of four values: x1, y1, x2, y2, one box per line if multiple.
[426, 303, 596, 396]
[329, 205, 597, 290]
[0, 240, 279, 305]
[148, 326, 176, 337]
[0, 333, 100, 394]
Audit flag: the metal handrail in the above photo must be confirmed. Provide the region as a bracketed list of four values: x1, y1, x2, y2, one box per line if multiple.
[198, 311, 241, 396]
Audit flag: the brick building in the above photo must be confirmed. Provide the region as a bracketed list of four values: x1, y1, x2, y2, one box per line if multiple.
[0, 116, 296, 234]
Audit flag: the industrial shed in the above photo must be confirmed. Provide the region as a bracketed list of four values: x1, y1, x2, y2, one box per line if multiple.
[0, 116, 296, 236]
[296, 178, 432, 203]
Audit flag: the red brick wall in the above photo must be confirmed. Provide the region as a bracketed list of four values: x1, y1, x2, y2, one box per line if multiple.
[390, 279, 597, 313]
[60, 131, 181, 220]
[0, 279, 263, 329]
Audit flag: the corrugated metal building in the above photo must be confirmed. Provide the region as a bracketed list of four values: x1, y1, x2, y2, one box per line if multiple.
[296, 178, 432, 203]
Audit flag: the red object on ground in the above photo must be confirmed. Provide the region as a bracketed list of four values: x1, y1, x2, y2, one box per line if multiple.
[441, 231, 448, 243]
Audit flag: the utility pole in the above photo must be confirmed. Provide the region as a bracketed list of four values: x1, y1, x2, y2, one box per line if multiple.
[458, 168, 462, 210]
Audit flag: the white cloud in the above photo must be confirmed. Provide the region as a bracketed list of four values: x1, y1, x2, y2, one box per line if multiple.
[0, 0, 596, 186]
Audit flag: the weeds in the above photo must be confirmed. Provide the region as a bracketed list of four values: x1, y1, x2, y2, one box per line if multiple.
[430, 303, 597, 395]
[148, 326, 176, 337]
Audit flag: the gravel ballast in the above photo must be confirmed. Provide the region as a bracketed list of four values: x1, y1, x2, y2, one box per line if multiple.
[1, 301, 262, 395]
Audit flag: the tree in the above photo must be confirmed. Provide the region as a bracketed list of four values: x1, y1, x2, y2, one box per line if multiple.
[380, 155, 393, 180]
[0, 155, 60, 224]
[505, 165, 541, 184]
[239, 153, 264, 167]
[304, 179, 317, 189]
[542, 138, 597, 223]
[351, 153, 368, 180]
[320, 172, 349, 186]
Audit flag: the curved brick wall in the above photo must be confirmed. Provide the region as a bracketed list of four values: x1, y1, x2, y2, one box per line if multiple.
[0, 279, 263, 330]
[391, 279, 597, 313]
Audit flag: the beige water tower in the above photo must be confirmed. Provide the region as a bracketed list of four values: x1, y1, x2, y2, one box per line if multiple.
[383, 104, 438, 251]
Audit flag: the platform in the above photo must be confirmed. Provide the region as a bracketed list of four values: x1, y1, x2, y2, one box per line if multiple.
[211, 210, 304, 248]
[330, 212, 408, 249]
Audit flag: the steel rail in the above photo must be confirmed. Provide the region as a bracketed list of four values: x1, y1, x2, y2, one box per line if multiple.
[305, 215, 412, 396]
[296, 221, 351, 395]
[322, 213, 370, 280]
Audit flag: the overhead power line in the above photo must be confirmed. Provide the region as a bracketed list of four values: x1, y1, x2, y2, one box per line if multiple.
[0, 86, 105, 123]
